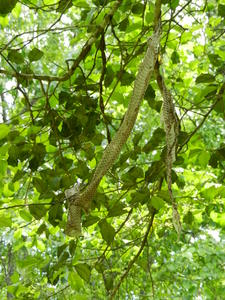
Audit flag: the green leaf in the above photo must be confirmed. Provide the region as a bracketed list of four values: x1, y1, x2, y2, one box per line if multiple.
[145, 85, 162, 112]
[201, 186, 219, 201]
[118, 17, 129, 31]
[33, 177, 47, 193]
[57, 243, 68, 257]
[120, 71, 135, 86]
[170, 0, 179, 10]
[104, 66, 114, 87]
[56, 0, 73, 13]
[208, 54, 221, 67]
[145, 160, 165, 182]
[143, 128, 165, 153]
[48, 204, 63, 226]
[218, 4, 225, 17]
[133, 132, 143, 146]
[58, 91, 71, 104]
[0, 159, 7, 176]
[0, 124, 10, 140]
[145, 84, 156, 100]
[19, 255, 39, 268]
[12, 170, 24, 182]
[73, 1, 90, 9]
[130, 188, 150, 206]
[147, 99, 162, 112]
[131, 3, 144, 15]
[92, 0, 107, 7]
[18, 143, 31, 161]
[29, 143, 46, 171]
[27, 125, 41, 137]
[107, 202, 126, 217]
[0, 0, 18, 15]
[69, 240, 76, 256]
[75, 263, 91, 282]
[181, 31, 193, 44]
[28, 47, 44, 62]
[29, 204, 47, 220]
[197, 151, 210, 167]
[128, 166, 144, 178]
[171, 51, 180, 64]
[151, 196, 165, 210]
[8, 145, 29, 166]
[209, 152, 218, 168]
[57, 251, 69, 268]
[156, 190, 170, 203]
[19, 209, 32, 222]
[114, 151, 130, 169]
[0, 213, 12, 227]
[36, 223, 47, 234]
[98, 219, 115, 245]
[10, 272, 20, 284]
[68, 271, 84, 291]
[177, 131, 189, 145]
[200, 85, 217, 98]
[8, 49, 24, 64]
[183, 211, 194, 224]
[214, 97, 225, 114]
[121, 166, 142, 184]
[195, 73, 215, 84]
[83, 215, 100, 227]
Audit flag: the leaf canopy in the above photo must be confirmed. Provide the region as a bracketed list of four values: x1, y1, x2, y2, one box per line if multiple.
[0, 0, 224, 299]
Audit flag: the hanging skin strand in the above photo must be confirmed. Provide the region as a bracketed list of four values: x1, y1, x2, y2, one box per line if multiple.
[152, 0, 181, 236]
[155, 59, 182, 237]
[162, 80, 181, 237]
[65, 27, 161, 237]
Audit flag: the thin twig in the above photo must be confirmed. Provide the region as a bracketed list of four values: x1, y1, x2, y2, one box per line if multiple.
[0, 202, 55, 211]
[179, 83, 225, 151]
[109, 212, 155, 299]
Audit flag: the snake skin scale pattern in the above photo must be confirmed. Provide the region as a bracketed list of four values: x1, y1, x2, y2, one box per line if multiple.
[65, 29, 161, 237]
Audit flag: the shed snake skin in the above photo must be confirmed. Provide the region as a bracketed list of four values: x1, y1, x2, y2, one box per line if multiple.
[65, 29, 161, 237]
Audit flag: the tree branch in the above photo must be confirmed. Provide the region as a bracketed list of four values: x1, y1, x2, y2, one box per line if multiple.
[109, 212, 155, 299]
[179, 83, 225, 151]
[0, 0, 122, 83]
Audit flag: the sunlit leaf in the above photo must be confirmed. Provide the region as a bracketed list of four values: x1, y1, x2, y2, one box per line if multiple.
[8, 49, 24, 64]
[98, 219, 115, 245]
[83, 215, 100, 227]
[75, 263, 91, 282]
[0, 124, 10, 140]
[151, 196, 165, 210]
[68, 271, 84, 290]
[0, 213, 12, 227]
[170, 0, 179, 10]
[28, 47, 44, 62]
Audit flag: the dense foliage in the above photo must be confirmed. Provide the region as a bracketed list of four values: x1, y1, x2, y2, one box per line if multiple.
[0, 0, 225, 299]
